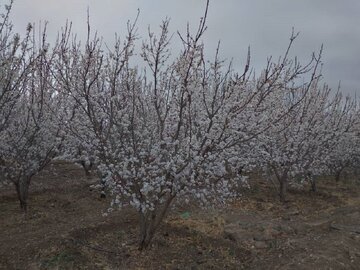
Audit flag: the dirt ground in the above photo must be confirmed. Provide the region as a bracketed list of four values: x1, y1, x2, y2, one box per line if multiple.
[0, 161, 359, 269]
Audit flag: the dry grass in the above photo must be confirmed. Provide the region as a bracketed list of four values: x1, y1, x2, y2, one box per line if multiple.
[1, 161, 359, 269]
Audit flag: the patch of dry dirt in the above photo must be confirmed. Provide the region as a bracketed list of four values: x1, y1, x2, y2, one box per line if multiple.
[0, 161, 359, 269]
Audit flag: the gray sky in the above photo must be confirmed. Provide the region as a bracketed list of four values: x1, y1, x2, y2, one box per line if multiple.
[9, 0, 360, 96]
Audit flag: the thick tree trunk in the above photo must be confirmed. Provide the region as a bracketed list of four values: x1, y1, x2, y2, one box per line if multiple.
[14, 177, 31, 213]
[138, 213, 157, 251]
[138, 195, 175, 250]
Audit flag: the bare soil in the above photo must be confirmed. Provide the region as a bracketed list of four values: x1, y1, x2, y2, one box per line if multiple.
[1, 161, 359, 269]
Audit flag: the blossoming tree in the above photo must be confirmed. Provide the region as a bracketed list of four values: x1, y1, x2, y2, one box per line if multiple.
[257, 79, 356, 201]
[50, 1, 334, 249]
[0, 4, 64, 212]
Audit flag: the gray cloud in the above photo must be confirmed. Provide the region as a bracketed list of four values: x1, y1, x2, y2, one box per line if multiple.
[9, 0, 360, 95]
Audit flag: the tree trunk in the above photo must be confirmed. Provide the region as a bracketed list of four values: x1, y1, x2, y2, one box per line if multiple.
[335, 168, 344, 183]
[138, 212, 157, 250]
[273, 166, 288, 203]
[80, 161, 92, 178]
[138, 194, 175, 250]
[310, 177, 317, 193]
[279, 177, 287, 203]
[100, 177, 106, 199]
[14, 177, 31, 213]
[335, 171, 341, 182]
[84, 168, 91, 177]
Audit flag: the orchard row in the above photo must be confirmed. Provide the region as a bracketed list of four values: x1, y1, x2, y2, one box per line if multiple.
[1, 1, 358, 249]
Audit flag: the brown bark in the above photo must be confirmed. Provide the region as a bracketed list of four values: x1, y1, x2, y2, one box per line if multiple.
[14, 177, 31, 213]
[138, 194, 175, 250]
[335, 166, 346, 183]
[335, 171, 341, 182]
[272, 165, 288, 203]
[310, 177, 317, 193]
[279, 176, 287, 202]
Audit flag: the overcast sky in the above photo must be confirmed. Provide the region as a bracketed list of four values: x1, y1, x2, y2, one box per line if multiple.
[8, 0, 360, 96]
